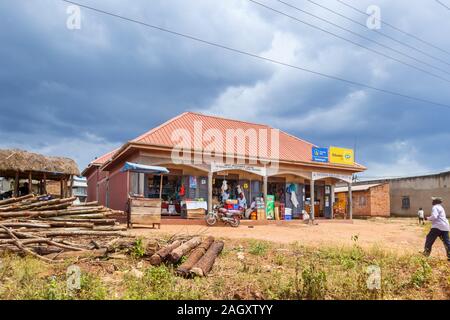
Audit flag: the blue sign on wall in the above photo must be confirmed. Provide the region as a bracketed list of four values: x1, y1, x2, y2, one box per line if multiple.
[312, 147, 329, 163]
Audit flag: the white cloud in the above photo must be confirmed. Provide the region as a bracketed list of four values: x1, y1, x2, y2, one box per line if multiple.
[363, 140, 430, 178]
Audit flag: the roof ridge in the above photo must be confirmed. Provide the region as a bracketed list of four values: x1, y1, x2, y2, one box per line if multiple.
[278, 129, 315, 147]
[132, 112, 191, 143]
[187, 111, 271, 128]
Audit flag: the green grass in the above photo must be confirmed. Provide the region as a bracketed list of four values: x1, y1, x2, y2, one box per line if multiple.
[1, 238, 449, 300]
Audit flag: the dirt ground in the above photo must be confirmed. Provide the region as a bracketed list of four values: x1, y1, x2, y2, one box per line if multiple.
[130, 218, 449, 258]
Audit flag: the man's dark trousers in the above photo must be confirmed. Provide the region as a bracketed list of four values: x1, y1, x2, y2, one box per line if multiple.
[424, 228, 450, 260]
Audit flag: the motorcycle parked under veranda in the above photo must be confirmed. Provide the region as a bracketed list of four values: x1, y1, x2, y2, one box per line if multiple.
[205, 204, 242, 227]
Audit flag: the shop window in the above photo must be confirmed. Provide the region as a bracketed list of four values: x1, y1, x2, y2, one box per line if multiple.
[131, 172, 145, 196]
[402, 196, 410, 209]
[359, 195, 367, 207]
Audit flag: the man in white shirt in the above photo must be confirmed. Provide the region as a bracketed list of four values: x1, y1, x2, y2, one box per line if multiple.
[423, 197, 450, 261]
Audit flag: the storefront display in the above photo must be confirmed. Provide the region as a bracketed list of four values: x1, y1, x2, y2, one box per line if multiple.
[266, 195, 275, 220]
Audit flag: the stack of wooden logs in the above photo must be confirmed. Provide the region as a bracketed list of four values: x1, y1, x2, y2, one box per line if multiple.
[150, 236, 224, 277]
[0, 194, 129, 262]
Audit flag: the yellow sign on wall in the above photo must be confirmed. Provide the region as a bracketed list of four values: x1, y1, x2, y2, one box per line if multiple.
[329, 146, 354, 165]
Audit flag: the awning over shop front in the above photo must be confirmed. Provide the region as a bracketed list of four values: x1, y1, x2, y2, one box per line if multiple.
[121, 162, 170, 174]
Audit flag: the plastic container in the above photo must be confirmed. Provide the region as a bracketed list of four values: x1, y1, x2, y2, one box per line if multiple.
[284, 214, 293, 221]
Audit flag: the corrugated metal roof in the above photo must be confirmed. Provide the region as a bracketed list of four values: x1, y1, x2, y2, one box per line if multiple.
[132, 112, 315, 163]
[335, 183, 382, 193]
[90, 112, 365, 172]
[91, 149, 119, 165]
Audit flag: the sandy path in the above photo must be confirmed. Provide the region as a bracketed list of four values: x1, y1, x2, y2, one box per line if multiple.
[129, 218, 448, 257]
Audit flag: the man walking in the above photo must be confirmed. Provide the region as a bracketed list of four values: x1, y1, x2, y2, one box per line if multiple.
[423, 197, 450, 261]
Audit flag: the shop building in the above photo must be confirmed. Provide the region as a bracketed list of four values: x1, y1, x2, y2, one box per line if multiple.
[82, 112, 365, 221]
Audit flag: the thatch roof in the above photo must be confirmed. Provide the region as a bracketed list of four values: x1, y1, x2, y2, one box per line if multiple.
[0, 149, 80, 179]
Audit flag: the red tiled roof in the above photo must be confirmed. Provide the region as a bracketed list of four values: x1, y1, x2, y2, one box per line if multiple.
[131, 112, 315, 163]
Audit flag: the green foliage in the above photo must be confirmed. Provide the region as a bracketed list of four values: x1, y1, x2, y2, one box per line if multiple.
[300, 264, 327, 300]
[131, 238, 146, 258]
[410, 257, 432, 288]
[123, 265, 201, 300]
[248, 241, 270, 256]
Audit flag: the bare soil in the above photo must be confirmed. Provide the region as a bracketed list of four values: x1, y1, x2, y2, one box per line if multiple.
[130, 218, 449, 258]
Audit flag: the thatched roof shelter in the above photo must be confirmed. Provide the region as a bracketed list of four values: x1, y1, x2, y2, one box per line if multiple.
[0, 149, 79, 180]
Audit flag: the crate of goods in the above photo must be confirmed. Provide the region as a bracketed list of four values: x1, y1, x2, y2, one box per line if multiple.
[184, 200, 208, 220]
[187, 208, 206, 219]
[129, 197, 162, 225]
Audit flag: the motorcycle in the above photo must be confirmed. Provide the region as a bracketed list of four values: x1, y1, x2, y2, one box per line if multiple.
[205, 204, 242, 227]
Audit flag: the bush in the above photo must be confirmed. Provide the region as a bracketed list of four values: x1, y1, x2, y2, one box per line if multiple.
[131, 238, 146, 258]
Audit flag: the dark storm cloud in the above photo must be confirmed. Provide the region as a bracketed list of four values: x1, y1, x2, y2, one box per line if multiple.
[0, 0, 449, 176]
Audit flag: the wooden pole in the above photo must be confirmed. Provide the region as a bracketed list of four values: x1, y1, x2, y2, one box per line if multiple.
[348, 182, 353, 220]
[43, 173, 47, 195]
[28, 172, 32, 195]
[159, 174, 163, 199]
[207, 171, 213, 213]
[14, 171, 19, 197]
[69, 175, 74, 197]
[310, 179, 315, 224]
[60, 179, 64, 198]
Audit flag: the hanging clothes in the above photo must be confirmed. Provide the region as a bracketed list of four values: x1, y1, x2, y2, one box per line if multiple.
[287, 184, 299, 208]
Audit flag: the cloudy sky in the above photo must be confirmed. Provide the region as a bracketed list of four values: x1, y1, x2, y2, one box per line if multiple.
[1, 0, 450, 178]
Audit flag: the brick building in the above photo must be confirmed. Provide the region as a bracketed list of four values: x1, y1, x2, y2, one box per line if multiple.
[335, 183, 390, 217]
[352, 171, 450, 217]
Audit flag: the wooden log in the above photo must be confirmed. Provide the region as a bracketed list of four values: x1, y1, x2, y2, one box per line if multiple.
[176, 236, 214, 277]
[0, 194, 34, 207]
[0, 224, 54, 262]
[38, 230, 128, 238]
[93, 225, 126, 231]
[29, 203, 72, 211]
[45, 248, 107, 260]
[71, 201, 99, 207]
[0, 197, 75, 212]
[168, 237, 201, 263]
[1, 222, 51, 228]
[46, 221, 94, 228]
[149, 240, 181, 266]
[39, 218, 116, 225]
[190, 240, 224, 277]
[0, 207, 110, 219]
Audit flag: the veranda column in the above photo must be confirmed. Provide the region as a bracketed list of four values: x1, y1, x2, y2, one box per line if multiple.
[348, 182, 353, 220]
[263, 175, 268, 201]
[207, 171, 213, 213]
[310, 180, 315, 224]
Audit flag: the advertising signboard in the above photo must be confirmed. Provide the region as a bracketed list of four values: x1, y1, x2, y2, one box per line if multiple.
[312, 147, 329, 163]
[329, 147, 354, 165]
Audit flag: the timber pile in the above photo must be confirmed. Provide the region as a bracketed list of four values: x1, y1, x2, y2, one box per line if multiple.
[0, 195, 129, 262]
[149, 235, 223, 277]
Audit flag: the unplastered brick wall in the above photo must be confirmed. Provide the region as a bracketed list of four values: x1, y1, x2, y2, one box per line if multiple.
[369, 183, 390, 217]
[352, 190, 371, 216]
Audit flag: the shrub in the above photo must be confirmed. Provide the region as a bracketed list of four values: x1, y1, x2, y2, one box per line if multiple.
[131, 238, 146, 258]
